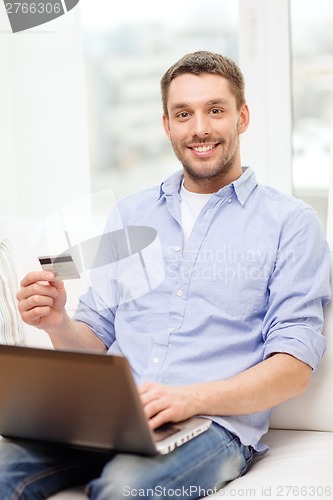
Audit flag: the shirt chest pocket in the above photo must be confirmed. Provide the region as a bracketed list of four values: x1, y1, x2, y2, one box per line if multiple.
[202, 259, 270, 317]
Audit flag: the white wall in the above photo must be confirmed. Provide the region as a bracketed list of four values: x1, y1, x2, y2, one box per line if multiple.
[0, 3, 90, 219]
[238, 0, 293, 194]
[327, 110, 333, 247]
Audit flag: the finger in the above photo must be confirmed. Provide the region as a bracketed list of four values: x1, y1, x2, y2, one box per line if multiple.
[142, 397, 166, 419]
[138, 382, 157, 396]
[140, 386, 166, 409]
[20, 305, 52, 326]
[21, 294, 54, 312]
[20, 271, 56, 288]
[148, 409, 174, 430]
[140, 393, 158, 413]
[48, 278, 65, 290]
[17, 281, 59, 302]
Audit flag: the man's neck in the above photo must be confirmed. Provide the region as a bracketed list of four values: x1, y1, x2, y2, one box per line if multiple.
[183, 166, 243, 194]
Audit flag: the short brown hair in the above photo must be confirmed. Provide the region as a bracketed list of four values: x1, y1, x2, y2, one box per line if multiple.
[161, 51, 245, 115]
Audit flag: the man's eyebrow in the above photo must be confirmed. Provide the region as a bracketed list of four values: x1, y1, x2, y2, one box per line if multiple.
[169, 102, 188, 112]
[169, 99, 230, 112]
[206, 99, 230, 106]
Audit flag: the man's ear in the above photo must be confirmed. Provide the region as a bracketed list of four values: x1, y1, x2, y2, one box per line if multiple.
[238, 103, 250, 134]
[162, 114, 171, 140]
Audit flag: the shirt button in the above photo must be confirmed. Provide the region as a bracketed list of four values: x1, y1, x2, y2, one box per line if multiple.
[205, 209, 211, 216]
[152, 357, 159, 364]
[176, 289, 183, 297]
[168, 327, 175, 333]
[228, 198, 232, 204]
[175, 246, 181, 252]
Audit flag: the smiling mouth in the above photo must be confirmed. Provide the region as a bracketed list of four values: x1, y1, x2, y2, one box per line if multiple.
[189, 143, 219, 155]
[193, 145, 214, 152]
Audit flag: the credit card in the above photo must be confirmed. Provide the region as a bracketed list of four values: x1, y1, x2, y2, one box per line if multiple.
[38, 254, 80, 280]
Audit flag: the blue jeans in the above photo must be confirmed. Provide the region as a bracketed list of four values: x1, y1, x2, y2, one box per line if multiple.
[0, 424, 253, 499]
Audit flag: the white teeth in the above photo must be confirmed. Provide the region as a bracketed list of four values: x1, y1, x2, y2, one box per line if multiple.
[194, 145, 214, 152]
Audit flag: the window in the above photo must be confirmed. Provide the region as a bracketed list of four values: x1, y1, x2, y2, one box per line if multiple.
[291, 0, 333, 224]
[80, 0, 238, 198]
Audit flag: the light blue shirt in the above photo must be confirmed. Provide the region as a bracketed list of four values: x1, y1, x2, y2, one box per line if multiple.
[74, 167, 331, 453]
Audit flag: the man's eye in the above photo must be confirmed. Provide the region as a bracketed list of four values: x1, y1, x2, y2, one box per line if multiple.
[210, 108, 223, 115]
[177, 112, 190, 119]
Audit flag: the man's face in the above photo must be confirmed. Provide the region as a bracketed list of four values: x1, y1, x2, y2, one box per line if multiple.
[163, 73, 249, 192]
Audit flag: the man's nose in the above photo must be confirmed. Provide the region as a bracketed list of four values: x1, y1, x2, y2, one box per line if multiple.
[191, 113, 211, 138]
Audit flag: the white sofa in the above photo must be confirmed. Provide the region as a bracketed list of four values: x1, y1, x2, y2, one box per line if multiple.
[1, 216, 332, 500]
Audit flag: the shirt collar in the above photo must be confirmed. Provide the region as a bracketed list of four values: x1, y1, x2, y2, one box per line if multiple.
[231, 167, 258, 206]
[158, 170, 183, 200]
[158, 167, 258, 205]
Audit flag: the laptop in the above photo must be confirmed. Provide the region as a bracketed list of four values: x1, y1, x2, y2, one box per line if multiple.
[0, 345, 211, 455]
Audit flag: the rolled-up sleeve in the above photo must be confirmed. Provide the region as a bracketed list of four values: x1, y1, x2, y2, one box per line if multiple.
[73, 286, 117, 349]
[262, 208, 331, 370]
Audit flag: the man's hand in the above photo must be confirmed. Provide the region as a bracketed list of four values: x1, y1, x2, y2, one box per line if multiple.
[17, 271, 67, 331]
[16, 270, 107, 351]
[139, 355, 312, 430]
[139, 382, 201, 430]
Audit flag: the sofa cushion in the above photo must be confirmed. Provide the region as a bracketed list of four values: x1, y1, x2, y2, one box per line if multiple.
[0, 239, 25, 345]
[269, 251, 333, 432]
[210, 429, 333, 498]
[49, 487, 86, 499]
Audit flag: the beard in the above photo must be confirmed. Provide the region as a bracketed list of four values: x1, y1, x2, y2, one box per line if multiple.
[170, 133, 239, 183]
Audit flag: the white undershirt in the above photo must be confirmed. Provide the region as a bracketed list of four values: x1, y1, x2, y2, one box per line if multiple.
[180, 182, 213, 242]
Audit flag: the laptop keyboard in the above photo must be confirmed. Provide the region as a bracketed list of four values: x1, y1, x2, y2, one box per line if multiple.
[153, 424, 182, 442]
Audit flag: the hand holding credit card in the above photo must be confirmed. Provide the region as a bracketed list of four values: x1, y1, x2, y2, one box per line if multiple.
[38, 255, 80, 280]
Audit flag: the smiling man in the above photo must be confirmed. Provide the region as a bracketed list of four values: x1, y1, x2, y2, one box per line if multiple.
[3, 51, 331, 499]
[162, 70, 248, 193]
